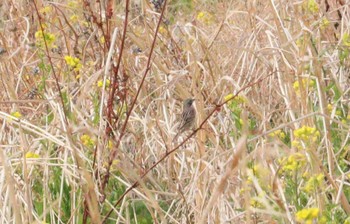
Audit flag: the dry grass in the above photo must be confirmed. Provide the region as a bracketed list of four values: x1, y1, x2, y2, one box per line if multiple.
[1, 0, 350, 223]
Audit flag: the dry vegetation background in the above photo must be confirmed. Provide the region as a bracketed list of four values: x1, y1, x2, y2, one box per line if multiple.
[1, 0, 350, 223]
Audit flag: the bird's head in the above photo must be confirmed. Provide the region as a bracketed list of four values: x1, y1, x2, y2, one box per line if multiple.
[183, 98, 195, 107]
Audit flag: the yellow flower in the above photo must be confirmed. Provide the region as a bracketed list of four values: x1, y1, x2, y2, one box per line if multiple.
[197, 11, 205, 19]
[293, 78, 315, 96]
[112, 159, 119, 167]
[159, 26, 167, 35]
[304, 174, 324, 193]
[291, 140, 300, 148]
[327, 104, 333, 113]
[320, 18, 330, 30]
[35, 30, 56, 48]
[107, 140, 113, 150]
[68, 0, 78, 8]
[344, 217, 350, 224]
[64, 55, 79, 67]
[100, 36, 105, 44]
[279, 132, 286, 139]
[39, 6, 52, 15]
[281, 153, 306, 172]
[224, 93, 234, 102]
[294, 125, 320, 142]
[97, 79, 110, 88]
[250, 198, 264, 208]
[196, 11, 214, 25]
[269, 130, 285, 139]
[235, 96, 246, 104]
[296, 208, 319, 223]
[293, 80, 300, 90]
[11, 111, 22, 118]
[302, 171, 310, 179]
[319, 215, 327, 224]
[26, 152, 40, 159]
[80, 134, 95, 147]
[64, 55, 82, 72]
[249, 165, 270, 188]
[82, 21, 89, 27]
[105, 79, 110, 87]
[224, 94, 246, 104]
[342, 33, 350, 47]
[70, 14, 79, 23]
[296, 37, 304, 48]
[303, 0, 319, 13]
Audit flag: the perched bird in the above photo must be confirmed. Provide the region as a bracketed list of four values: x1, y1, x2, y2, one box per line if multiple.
[173, 98, 196, 141]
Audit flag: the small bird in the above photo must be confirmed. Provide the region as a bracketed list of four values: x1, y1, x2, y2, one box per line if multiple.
[173, 98, 196, 142]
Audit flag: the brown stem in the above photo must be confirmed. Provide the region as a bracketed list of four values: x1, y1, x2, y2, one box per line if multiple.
[101, 0, 169, 194]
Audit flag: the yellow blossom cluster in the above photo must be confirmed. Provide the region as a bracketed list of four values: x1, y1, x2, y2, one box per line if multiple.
[35, 30, 56, 48]
[342, 33, 350, 47]
[68, 0, 78, 8]
[303, 0, 319, 13]
[224, 94, 246, 104]
[26, 152, 40, 159]
[97, 79, 111, 88]
[250, 198, 264, 209]
[303, 173, 324, 193]
[268, 130, 286, 139]
[296, 208, 319, 223]
[159, 26, 167, 35]
[247, 165, 271, 190]
[70, 14, 79, 23]
[345, 217, 350, 224]
[39, 6, 52, 15]
[296, 37, 305, 49]
[80, 134, 95, 147]
[293, 78, 315, 96]
[107, 140, 113, 150]
[100, 36, 105, 44]
[64, 56, 82, 72]
[196, 11, 214, 25]
[327, 104, 342, 116]
[293, 126, 320, 142]
[11, 111, 22, 119]
[320, 17, 330, 30]
[280, 153, 306, 173]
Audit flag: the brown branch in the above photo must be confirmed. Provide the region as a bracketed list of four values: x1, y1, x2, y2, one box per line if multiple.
[100, 0, 169, 194]
[105, 0, 130, 136]
[100, 0, 131, 193]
